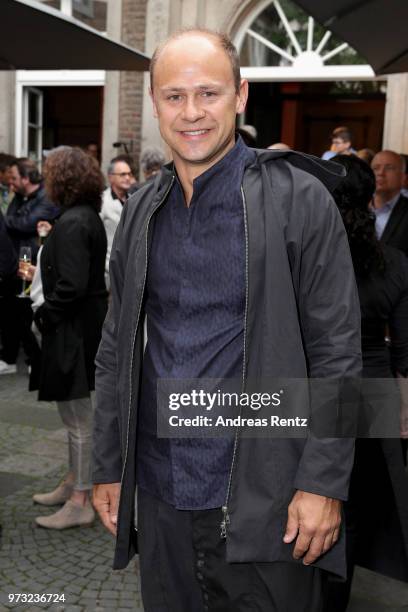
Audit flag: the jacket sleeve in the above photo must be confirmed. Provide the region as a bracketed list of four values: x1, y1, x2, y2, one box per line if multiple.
[36, 216, 91, 330]
[92, 210, 126, 484]
[100, 197, 122, 291]
[389, 252, 408, 376]
[0, 212, 17, 278]
[5, 195, 58, 235]
[290, 176, 362, 500]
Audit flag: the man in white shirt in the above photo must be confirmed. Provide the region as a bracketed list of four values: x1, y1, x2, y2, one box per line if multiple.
[100, 157, 133, 288]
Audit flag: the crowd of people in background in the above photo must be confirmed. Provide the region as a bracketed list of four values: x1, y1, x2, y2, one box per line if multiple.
[0, 128, 408, 604]
[0, 143, 167, 374]
[0, 142, 166, 529]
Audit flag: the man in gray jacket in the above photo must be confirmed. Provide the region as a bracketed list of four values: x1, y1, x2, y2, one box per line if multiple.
[92, 28, 361, 611]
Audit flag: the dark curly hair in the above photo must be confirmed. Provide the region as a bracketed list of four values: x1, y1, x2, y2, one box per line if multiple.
[44, 146, 104, 212]
[331, 154, 385, 276]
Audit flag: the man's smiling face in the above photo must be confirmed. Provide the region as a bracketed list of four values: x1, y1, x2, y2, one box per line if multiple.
[150, 33, 248, 177]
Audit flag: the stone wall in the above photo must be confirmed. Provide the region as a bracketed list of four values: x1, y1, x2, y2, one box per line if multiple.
[117, 0, 148, 172]
[73, 1, 107, 31]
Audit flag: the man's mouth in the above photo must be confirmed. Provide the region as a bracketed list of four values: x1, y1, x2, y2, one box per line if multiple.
[180, 129, 210, 137]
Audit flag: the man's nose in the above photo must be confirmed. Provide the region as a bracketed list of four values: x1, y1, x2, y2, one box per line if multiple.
[182, 96, 205, 122]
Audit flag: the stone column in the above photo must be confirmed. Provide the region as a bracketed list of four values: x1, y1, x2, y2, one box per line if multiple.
[140, 0, 172, 161]
[383, 74, 408, 154]
[101, 0, 123, 172]
[117, 0, 148, 178]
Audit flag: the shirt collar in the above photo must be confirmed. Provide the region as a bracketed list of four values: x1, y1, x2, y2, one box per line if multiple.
[385, 191, 400, 209]
[161, 136, 255, 185]
[111, 187, 126, 205]
[24, 184, 41, 201]
[191, 135, 255, 192]
[374, 191, 401, 214]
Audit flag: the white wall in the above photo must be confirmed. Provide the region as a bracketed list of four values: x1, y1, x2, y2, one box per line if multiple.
[383, 74, 408, 154]
[0, 72, 15, 154]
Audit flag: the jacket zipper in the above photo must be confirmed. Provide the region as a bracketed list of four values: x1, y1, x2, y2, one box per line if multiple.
[220, 185, 249, 539]
[118, 178, 175, 526]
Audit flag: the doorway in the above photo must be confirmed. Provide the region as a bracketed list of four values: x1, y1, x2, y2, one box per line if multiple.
[244, 80, 386, 155]
[42, 86, 103, 152]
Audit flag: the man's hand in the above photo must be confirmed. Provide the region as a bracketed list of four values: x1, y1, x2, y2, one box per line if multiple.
[283, 490, 341, 565]
[36, 220, 52, 238]
[17, 262, 36, 281]
[92, 483, 121, 536]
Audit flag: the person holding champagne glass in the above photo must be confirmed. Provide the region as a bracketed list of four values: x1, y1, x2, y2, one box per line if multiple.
[0, 158, 58, 376]
[32, 146, 108, 529]
[18, 246, 32, 298]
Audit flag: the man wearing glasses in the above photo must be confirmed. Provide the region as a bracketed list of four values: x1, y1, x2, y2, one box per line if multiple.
[100, 157, 134, 288]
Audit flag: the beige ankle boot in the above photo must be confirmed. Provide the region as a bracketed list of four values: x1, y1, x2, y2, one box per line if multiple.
[35, 500, 95, 529]
[33, 481, 73, 506]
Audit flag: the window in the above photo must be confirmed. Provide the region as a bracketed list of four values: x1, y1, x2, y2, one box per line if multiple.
[73, 0, 94, 17]
[22, 88, 43, 164]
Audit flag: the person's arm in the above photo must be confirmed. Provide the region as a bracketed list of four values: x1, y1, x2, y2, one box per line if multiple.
[284, 177, 361, 563]
[92, 208, 127, 535]
[5, 195, 58, 235]
[389, 253, 408, 437]
[35, 216, 90, 330]
[0, 211, 17, 278]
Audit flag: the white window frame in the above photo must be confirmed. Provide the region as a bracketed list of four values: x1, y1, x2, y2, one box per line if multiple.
[234, 0, 376, 82]
[15, 70, 106, 158]
[22, 87, 43, 163]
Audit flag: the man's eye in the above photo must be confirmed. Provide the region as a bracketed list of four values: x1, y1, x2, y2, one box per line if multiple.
[168, 95, 182, 101]
[202, 91, 216, 97]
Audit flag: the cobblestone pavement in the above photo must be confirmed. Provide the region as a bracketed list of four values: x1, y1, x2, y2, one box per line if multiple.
[0, 372, 143, 612]
[1, 372, 408, 611]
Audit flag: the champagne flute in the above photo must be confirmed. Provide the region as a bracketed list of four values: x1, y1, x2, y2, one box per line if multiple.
[18, 246, 32, 298]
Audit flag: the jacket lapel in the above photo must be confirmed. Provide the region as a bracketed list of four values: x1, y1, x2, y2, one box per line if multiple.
[381, 195, 407, 243]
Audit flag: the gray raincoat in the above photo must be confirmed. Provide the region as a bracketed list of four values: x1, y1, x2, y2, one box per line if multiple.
[92, 149, 362, 578]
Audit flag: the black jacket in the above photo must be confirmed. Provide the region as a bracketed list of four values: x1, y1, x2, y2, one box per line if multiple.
[36, 204, 108, 401]
[352, 246, 408, 581]
[0, 211, 17, 280]
[5, 186, 59, 263]
[92, 150, 361, 578]
[380, 194, 408, 256]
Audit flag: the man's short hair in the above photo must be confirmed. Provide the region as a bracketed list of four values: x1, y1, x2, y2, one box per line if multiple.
[107, 156, 133, 176]
[332, 126, 352, 143]
[150, 27, 241, 94]
[140, 147, 166, 175]
[14, 158, 42, 184]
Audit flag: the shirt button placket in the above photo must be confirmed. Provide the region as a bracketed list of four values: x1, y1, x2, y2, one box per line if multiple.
[195, 550, 210, 609]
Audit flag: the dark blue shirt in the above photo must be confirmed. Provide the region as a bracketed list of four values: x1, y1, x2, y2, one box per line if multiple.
[136, 137, 255, 509]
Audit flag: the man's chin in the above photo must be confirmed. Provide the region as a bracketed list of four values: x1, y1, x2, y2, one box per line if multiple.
[175, 141, 234, 168]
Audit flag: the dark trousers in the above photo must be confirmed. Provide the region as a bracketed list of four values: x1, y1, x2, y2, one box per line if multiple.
[0, 289, 40, 366]
[137, 488, 327, 612]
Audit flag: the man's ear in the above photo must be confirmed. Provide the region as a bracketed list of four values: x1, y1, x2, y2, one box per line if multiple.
[149, 87, 159, 119]
[236, 78, 249, 115]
